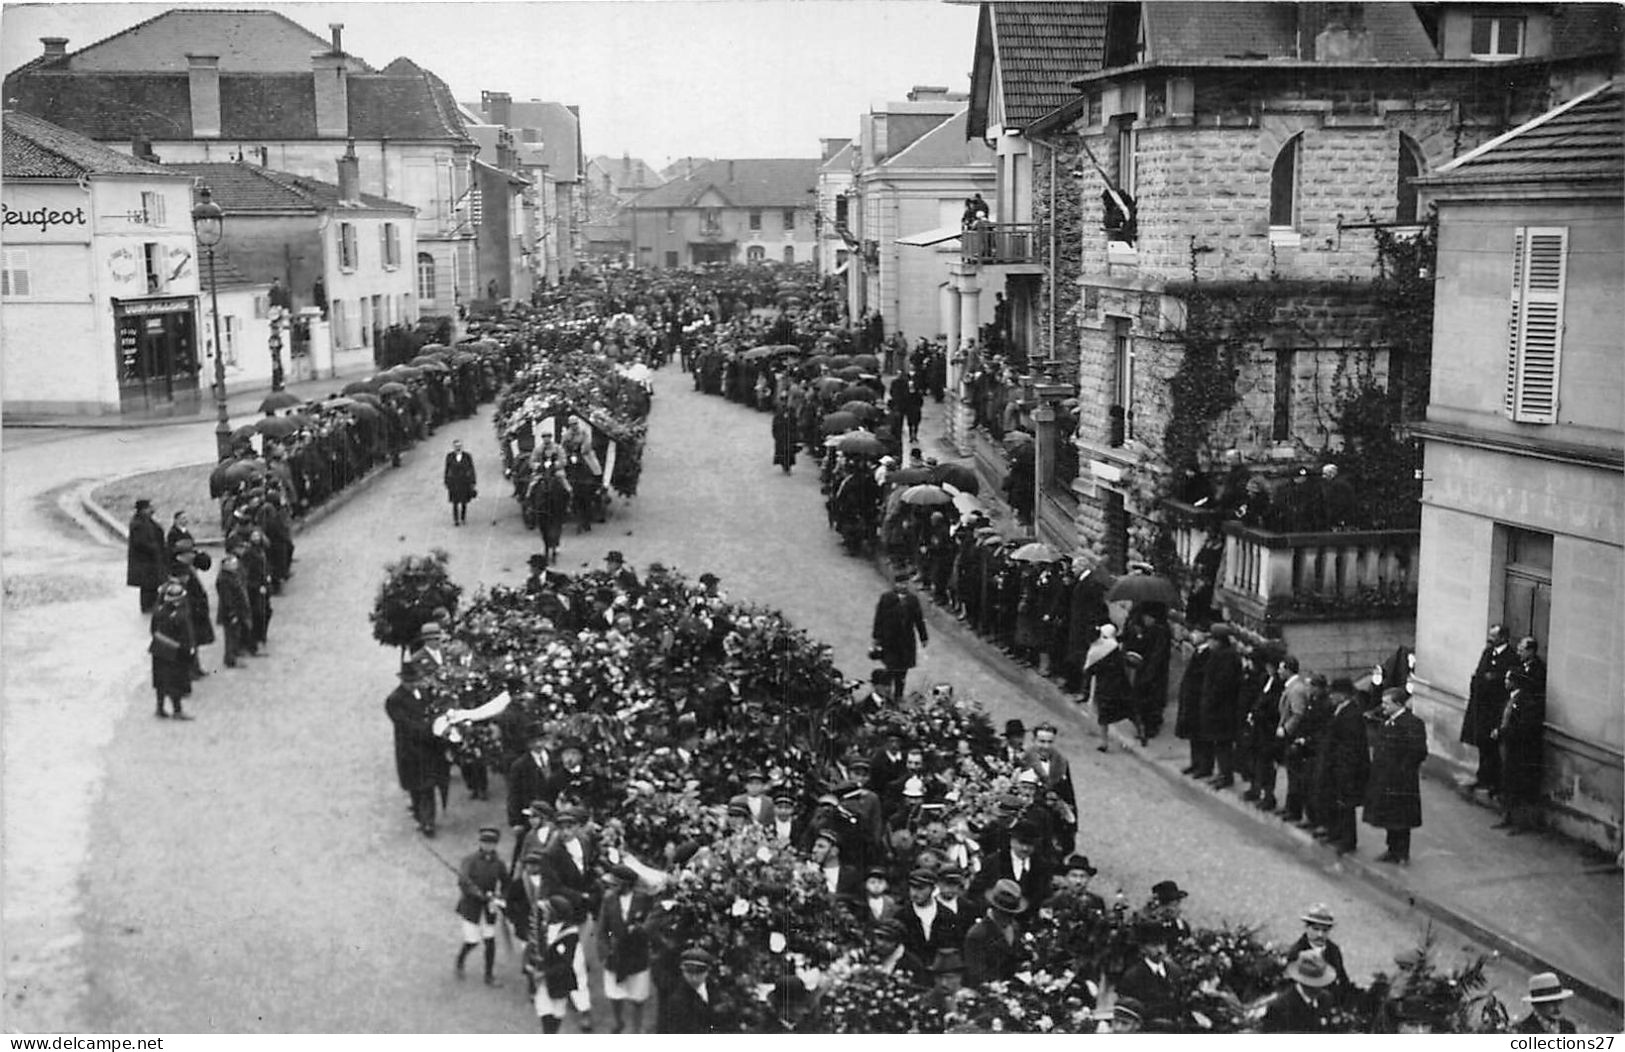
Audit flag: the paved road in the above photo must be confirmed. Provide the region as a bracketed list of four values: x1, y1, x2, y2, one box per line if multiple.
[2, 367, 1612, 1032]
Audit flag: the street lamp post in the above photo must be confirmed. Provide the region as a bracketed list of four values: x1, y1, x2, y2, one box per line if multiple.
[192, 186, 231, 461]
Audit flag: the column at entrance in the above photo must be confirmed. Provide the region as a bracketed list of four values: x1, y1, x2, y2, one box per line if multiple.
[945, 263, 980, 456]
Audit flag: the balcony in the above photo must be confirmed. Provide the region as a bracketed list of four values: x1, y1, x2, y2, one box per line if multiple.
[961, 223, 1040, 265]
[1220, 520, 1420, 622]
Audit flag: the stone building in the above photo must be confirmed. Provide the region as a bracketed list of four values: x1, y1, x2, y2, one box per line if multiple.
[467, 93, 584, 285]
[3, 11, 478, 320]
[1014, 0, 1618, 674]
[624, 158, 820, 269]
[1410, 81, 1622, 851]
[814, 137, 854, 281]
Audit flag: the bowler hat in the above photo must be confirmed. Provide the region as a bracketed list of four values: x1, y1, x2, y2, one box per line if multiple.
[1151, 880, 1188, 904]
[134, 498, 153, 510]
[984, 878, 1028, 915]
[606, 863, 639, 885]
[1062, 854, 1098, 876]
[605, 550, 625, 563]
[1003, 718, 1026, 739]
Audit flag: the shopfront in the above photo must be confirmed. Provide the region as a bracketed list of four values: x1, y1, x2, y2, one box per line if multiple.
[114, 295, 201, 413]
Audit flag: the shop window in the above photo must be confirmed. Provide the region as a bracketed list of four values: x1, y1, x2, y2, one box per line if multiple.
[1, 249, 31, 297]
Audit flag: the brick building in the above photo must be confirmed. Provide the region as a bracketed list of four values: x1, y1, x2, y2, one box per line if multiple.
[4, 10, 478, 320]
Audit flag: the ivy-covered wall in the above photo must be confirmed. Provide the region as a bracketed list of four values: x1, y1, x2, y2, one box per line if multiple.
[1031, 135, 1082, 370]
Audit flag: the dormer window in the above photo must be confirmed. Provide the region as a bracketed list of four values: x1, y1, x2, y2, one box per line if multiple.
[1471, 14, 1524, 59]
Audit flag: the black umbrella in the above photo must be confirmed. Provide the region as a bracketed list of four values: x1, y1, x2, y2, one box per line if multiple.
[342, 379, 379, 395]
[1105, 573, 1181, 607]
[838, 432, 887, 457]
[851, 354, 881, 372]
[258, 390, 302, 413]
[822, 411, 860, 434]
[930, 463, 980, 495]
[885, 467, 934, 487]
[837, 385, 877, 404]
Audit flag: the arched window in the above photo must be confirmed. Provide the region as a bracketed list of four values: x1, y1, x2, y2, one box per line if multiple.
[747, 245, 766, 263]
[1396, 134, 1425, 223]
[416, 252, 436, 302]
[783, 246, 795, 265]
[1270, 134, 1303, 228]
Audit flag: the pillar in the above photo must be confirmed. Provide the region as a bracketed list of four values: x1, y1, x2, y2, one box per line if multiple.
[946, 263, 980, 456]
[1032, 401, 1056, 541]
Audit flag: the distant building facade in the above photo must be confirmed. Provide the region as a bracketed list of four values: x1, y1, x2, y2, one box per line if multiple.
[625, 158, 821, 269]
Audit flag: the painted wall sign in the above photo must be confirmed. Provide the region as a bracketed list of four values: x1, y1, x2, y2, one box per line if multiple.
[2, 202, 88, 233]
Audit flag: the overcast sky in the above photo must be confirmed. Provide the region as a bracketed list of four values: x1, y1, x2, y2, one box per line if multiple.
[3, 0, 981, 164]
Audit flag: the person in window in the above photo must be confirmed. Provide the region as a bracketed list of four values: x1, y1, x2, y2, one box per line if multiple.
[1103, 188, 1137, 244]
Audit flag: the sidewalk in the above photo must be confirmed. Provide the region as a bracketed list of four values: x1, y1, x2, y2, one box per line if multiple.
[910, 394, 1624, 1019]
[4, 364, 377, 432]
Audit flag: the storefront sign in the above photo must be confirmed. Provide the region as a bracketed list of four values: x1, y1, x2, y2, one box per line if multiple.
[2, 202, 87, 232]
[116, 296, 194, 317]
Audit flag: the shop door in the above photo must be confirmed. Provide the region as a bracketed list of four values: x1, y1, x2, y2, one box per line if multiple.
[116, 300, 201, 413]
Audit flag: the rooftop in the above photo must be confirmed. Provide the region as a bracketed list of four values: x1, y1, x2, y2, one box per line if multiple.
[969, 2, 1106, 136]
[1425, 81, 1622, 188]
[626, 158, 820, 210]
[167, 160, 414, 213]
[2, 110, 178, 179]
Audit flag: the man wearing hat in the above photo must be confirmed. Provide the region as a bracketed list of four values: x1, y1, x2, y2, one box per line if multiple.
[870, 916, 928, 980]
[443, 437, 477, 526]
[728, 769, 773, 826]
[1287, 904, 1350, 1002]
[1176, 624, 1214, 776]
[1144, 880, 1193, 935]
[168, 537, 214, 679]
[507, 725, 557, 833]
[973, 820, 1052, 919]
[899, 866, 952, 960]
[769, 789, 805, 845]
[1260, 949, 1336, 1032]
[1048, 855, 1106, 912]
[849, 864, 899, 931]
[1364, 687, 1428, 864]
[1104, 998, 1146, 1034]
[127, 498, 168, 613]
[1317, 678, 1372, 855]
[836, 756, 889, 869]
[1115, 919, 1186, 1029]
[505, 844, 549, 952]
[871, 571, 928, 702]
[596, 864, 653, 1033]
[962, 878, 1026, 986]
[1194, 622, 1243, 787]
[536, 804, 600, 919]
[149, 580, 196, 720]
[809, 829, 862, 899]
[1001, 719, 1028, 766]
[658, 945, 724, 1034]
[215, 550, 251, 668]
[455, 827, 509, 986]
[1514, 973, 1577, 1033]
[385, 658, 448, 836]
[532, 892, 592, 1033]
[933, 864, 980, 934]
[604, 550, 640, 591]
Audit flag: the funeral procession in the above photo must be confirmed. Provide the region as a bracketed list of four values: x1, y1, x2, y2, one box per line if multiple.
[2, 0, 1622, 1039]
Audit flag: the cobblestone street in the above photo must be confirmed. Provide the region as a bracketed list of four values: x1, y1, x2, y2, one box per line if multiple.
[5, 365, 1614, 1032]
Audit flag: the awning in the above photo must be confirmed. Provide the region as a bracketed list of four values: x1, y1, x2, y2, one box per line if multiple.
[895, 225, 964, 248]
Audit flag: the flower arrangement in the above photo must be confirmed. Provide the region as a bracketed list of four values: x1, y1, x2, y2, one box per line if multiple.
[369, 549, 461, 650]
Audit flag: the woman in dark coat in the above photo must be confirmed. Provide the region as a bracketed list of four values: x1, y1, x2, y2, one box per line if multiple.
[1084, 625, 1138, 750]
[1495, 666, 1546, 832]
[1363, 689, 1428, 863]
[771, 406, 799, 474]
[1123, 605, 1172, 738]
[149, 581, 195, 719]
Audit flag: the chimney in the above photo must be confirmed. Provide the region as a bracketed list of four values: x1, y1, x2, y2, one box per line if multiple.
[186, 54, 221, 138]
[336, 139, 360, 204]
[482, 89, 512, 127]
[312, 46, 350, 138]
[497, 130, 515, 170]
[907, 85, 950, 102]
[131, 134, 158, 163]
[329, 23, 344, 54]
[727, 159, 735, 182]
[40, 37, 68, 59]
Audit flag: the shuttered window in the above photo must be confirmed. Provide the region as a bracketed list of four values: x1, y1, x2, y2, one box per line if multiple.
[1504, 227, 1567, 424]
[1, 249, 31, 297]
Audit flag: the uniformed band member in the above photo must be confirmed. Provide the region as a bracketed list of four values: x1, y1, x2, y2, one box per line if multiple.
[455, 827, 509, 986]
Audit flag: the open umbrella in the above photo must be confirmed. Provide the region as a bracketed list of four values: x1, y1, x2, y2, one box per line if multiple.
[836, 385, 877, 403]
[834, 365, 866, 381]
[1003, 431, 1035, 452]
[386, 365, 423, 381]
[221, 460, 265, 487]
[899, 484, 953, 506]
[321, 396, 357, 408]
[231, 424, 258, 443]
[342, 379, 379, 395]
[821, 411, 860, 435]
[349, 392, 383, 408]
[837, 432, 887, 458]
[814, 377, 846, 395]
[771, 344, 803, 357]
[826, 355, 854, 369]
[851, 354, 881, 372]
[258, 390, 302, 413]
[806, 355, 833, 369]
[1106, 572, 1181, 607]
[885, 467, 934, 487]
[345, 401, 383, 420]
[953, 491, 986, 515]
[742, 345, 778, 361]
[839, 399, 879, 416]
[378, 381, 410, 397]
[255, 415, 300, 439]
[1011, 541, 1064, 563]
[930, 463, 980, 494]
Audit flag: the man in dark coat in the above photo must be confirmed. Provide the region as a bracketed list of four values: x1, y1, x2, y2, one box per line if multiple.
[443, 438, 477, 526]
[1493, 649, 1547, 833]
[169, 539, 214, 678]
[1286, 904, 1352, 1005]
[1513, 973, 1579, 1034]
[385, 659, 448, 836]
[1315, 680, 1372, 854]
[1364, 688, 1429, 864]
[871, 572, 928, 702]
[1244, 647, 1286, 809]
[1460, 624, 1517, 795]
[658, 947, 725, 1034]
[1259, 950, 1337, 1032]
[1123, 606, 1172, 738]
[507, 725, 557, 832]
[214, 552, 252, 668]
[536, 806, 601, 918]
[1195, 624, 1242, 786]
[961, 878, 1025, 987]
[149, 580, 195, 720]
[1175, 625, 1212, 775]
[127, 499, 168, 612]
[1115, 920, 1186, 1031]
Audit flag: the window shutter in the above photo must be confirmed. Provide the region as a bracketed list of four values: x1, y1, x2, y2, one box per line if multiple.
[1503, 227, 1524, 416]
[1508, 227, 1567, 424]
[380, 224, 389, 264]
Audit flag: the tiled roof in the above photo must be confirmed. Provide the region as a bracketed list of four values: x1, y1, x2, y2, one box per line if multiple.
[1550, 4, 1625, 60]
[820, 141, 854, 172]
[4, 63, 470, 143]
[883, 109, 994, 169]
[1141, 2, 1436, 63]
[588, 154, 664, 191]
[626, 158, 821, 209]
[990, 3, 1107, 128]
[46, 9, 372, 74]
[2, 110, 177, 178]
[507, 101, 580, 182]
[1426, 81, 1622, 187]
[169, 160, 414, 213]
